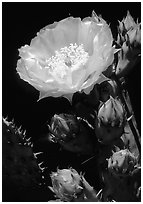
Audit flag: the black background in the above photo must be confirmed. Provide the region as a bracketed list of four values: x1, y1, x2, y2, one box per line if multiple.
[2, 2, 141, 201]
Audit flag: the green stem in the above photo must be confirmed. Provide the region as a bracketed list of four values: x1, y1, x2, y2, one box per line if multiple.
[112, 73, 141, 154]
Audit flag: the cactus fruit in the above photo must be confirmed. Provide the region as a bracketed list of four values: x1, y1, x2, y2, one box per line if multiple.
[107, 149, 138, 177]
[95, 96, 125, 144]
[102, 168, 141, 202]
[102, 149, 141, 201]
[49, 168, 83, 201]
[49, 167, 99, 202]
[2, 117, 45, 201]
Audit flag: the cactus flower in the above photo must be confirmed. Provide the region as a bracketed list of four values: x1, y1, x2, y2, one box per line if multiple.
[108, 149, 137, 176]
[16, 12, 114, 101]
[95, 96, 125, 144]
[49, 168, 83, 201]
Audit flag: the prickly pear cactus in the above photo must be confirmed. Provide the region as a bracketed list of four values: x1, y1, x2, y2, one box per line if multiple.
[2, 117, 46, 201]
[102, 149, 141, 202]
[102, 167, 141, 202]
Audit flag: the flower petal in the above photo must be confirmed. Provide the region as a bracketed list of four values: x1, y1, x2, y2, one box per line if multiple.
[71, 66, 87, 89]
[54, 17, 81, 46]
[37, 17, 81, 53]
[78, 21, 101, 55]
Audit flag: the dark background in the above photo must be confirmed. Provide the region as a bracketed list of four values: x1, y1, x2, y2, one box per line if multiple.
[2, 2, 141, 201]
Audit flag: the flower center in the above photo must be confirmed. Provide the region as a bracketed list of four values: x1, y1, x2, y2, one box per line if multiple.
[45, 43, 89, 80]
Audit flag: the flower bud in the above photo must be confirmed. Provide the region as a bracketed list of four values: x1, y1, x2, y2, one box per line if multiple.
[117, 11, 141, 46]
[49, 168, 83, 201]
[127, 26, 140, 45]
[48, 113, 79, 143]
[95, 96, 125, 144]
[120, 11, 136, 31]
[116, 11, 141, 77]
[49, 113, 96, 154]
[108, 149, 137, 176]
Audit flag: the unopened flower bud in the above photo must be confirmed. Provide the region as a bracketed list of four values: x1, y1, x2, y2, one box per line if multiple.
[127, 25, 141, 46]
[118, 11, 141, 46]
[49, 168, 83, 201]
[116, 11, 141, 77]
[122, 11, 136, 31]
[98, 96, 124, 126]
[49, 114, 95, 154]
[108, 149, 137, 176]
[95, 96, 125, 144]
[48, 113, 79, 143]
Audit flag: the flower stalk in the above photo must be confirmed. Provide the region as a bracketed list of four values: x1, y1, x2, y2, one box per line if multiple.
[112, 73, 141, 154]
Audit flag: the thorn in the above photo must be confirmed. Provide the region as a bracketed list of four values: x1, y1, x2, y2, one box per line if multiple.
[34, 154, 37, 159]
[31, 143, 33, 148]
[77, 117, 94, 129]
[3, 117, 10, 126]
[18, 126, 22, 132]
[41, 166, 48, 171]
[48, 186, 54, 193]
[81, 155, 96, 165]
[23, 130, 26, 136]
[127, 115, 133, 122]
[96, 189, 103, 198]
[40, 167, 46, 172]
[17, 130, 22, 134]
[90, 113, 95, 119]
[3, 116, 8, 122]
[41, 167, 47, 172]
[38, 162, 44, 167]
[26, 137, 31, 142]
[34, 152, 43, 156]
